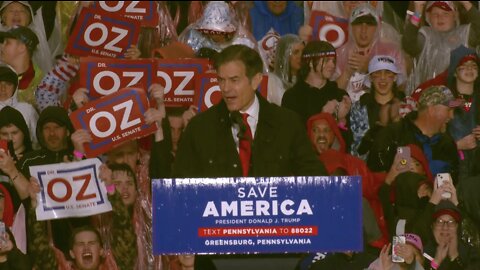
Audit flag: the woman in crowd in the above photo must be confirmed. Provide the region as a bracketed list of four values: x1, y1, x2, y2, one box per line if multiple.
[267, 34, 304, 105]
[350, 55, 405, 158]
[423, 200, 480, 269]
[273, 34, 304, 90]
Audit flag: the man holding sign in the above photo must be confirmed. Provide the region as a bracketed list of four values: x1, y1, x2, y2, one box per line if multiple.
[12, 106, 84, 255]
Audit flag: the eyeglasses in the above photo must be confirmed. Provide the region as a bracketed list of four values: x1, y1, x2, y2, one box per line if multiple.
[434, 219, 457, 228]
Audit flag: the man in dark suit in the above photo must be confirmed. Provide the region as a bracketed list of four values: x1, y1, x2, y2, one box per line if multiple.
[173, 44, 327, 178]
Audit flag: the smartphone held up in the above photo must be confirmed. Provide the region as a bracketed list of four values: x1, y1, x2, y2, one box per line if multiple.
[395, 146, 412, 173]
[435, 173, 452, 199]
[392, 235, 406, 263]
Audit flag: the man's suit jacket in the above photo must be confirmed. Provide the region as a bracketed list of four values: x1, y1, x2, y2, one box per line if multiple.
[173, 95, 327, 177]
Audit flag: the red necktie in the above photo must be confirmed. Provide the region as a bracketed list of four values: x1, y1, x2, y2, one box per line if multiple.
[239, 113, 252, 176]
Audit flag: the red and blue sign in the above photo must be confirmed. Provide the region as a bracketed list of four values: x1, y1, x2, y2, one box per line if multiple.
[65, 7, 141, 58]
[155, 59, 210, 107]
[152, 176, 362, 254]
[91, 1, 159, 27]
[309, 11, 349, 48]
[70, 88, 157, 158]
[80, 57, 154, 99]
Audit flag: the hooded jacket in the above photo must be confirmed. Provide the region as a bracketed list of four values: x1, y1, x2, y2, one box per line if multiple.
[249, 1, 303, 40]
[307, 113, 388, 247]
[0, 106, 33, 158]
[446, 45, 479, 141]
[18, 106, 74, 178]
[0, 65, 38, 147]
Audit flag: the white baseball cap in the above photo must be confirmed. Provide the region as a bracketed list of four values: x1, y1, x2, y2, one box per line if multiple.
[364, 55, 403, 87]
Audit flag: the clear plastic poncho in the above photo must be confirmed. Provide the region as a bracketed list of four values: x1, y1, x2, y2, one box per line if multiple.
[273, 34, 303, 90]
[178, 1, 257, 52]
[334, 3, 407, 102]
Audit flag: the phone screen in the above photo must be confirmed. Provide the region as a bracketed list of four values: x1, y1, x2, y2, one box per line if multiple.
[392, 236, 405, 263]
[436, 173, 452, 199]
[396, 146, 411, 173]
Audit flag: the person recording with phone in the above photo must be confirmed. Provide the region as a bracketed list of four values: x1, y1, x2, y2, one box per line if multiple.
[0, 106, 35, 251]
[378, 144, 435, 242]
[0, 106, 34, 206]
[367, 85, 461, 185]
[368, 233, 425, 270]
[0, 222, 30, 270]
[0, 106, 33, 163]
[0, 184, 31, 269]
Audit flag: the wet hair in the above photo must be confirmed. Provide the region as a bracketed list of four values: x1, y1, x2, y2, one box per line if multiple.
[166, 106, 188, 117]
[108, 163, 138, 189]
[298, 40, 336, 82]
[69, 225, 103, 250]
[196, 47, 219, 61]
[214, 44, 263, 79]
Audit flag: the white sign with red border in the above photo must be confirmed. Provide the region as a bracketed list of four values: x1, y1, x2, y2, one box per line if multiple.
[30, 159, 112, 221]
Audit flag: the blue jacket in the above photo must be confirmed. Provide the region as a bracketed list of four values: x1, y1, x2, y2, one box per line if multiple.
[250, 1, 304, 40]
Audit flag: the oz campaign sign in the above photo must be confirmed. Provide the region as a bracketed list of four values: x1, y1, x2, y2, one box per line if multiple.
[152, 176, 362, 254]
[65, 7, 141, 58]
[92, 1, 159, 27]
[309, 11, 348, 48]
[70, 88, 157, 157]
[30, 158, 112, 221]
[79, 57, 154, 99]
[194, 74, 269, 112]
[155, 59, 210, 107]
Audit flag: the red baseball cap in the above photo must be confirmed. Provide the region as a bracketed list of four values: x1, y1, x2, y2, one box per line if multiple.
[426, 1, 455, 12]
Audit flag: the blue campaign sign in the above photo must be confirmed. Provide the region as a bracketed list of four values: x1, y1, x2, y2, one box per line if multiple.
[152, 176, 362, 255]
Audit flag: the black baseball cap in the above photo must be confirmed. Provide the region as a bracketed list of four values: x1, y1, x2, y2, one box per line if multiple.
[0, 64, 18, 88]
[0, 26, 38, 53]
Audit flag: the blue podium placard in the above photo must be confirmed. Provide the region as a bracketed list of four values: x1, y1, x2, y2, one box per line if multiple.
[152, 176, 362, 254]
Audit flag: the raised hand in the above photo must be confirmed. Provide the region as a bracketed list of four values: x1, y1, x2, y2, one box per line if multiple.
[124, 44, 141, 59]
[72, 87, 89, 108]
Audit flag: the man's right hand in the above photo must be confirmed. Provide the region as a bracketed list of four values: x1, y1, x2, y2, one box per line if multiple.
[71, 129, 92, 155]
[29, 177, 41, 208]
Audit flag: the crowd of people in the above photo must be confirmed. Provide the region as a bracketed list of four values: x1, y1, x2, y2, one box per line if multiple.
[0, 1, 479, 269]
